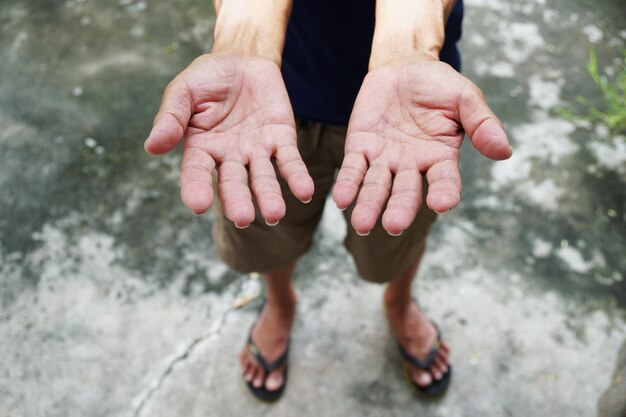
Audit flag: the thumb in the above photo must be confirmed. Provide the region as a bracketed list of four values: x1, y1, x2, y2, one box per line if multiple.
[144, 76, 192, 155]
[458, 81, 512, 161]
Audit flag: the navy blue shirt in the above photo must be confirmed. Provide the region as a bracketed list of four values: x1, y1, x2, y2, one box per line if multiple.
[282, 0, 464, 126]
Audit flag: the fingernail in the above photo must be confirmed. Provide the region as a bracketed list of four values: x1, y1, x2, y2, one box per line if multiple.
[509, 145, 514, 153]
[234, 222, 250, 229]
[302, 197, 313, 204]
[356, 230, 370, 237]
[265, 219, 279, 226]
[335, 203, 347, 211]
[387, 230, 403, 237]
[434, 209, 449, 215]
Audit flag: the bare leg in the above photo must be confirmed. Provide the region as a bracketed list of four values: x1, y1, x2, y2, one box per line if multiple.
[239, 262, 297, 392]
[384, 242, 450, 387]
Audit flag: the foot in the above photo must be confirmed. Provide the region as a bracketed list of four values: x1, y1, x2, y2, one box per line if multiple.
[239, 291, 297, 392]
[384, 293, 450, 388]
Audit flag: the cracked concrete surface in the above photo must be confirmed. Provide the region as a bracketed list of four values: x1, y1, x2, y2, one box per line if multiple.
[1, 0, 625, 416]
[130, 306, 234, 417]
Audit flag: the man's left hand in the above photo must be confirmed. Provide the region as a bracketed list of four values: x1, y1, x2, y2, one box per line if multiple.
[332, 56, 512, 236]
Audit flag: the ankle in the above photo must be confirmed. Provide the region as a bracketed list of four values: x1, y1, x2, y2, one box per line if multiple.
[266, 288, 298, 312]
[383, 288, 412, 310]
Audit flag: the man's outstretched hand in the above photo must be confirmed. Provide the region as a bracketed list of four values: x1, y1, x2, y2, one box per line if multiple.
[144, 53, 314, 228]
[333, 57, 512, 236]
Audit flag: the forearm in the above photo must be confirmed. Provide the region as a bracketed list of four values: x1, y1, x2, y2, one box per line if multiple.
[212, 0, 292, 64]
[369, 0, 456, 69]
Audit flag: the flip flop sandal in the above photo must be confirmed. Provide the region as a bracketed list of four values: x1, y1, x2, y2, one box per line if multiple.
[396, 322, 452, 398]
[244, 299, 290, 402]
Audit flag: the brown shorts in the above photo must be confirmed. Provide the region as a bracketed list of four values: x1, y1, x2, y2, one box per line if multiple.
[211, 119, 437, 283]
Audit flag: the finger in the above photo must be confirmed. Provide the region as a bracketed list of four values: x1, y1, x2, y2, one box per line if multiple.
[249, 157, 286, 225]
[381, 168, 422, 236]
[274, 142, 314, 203]
[180, 143, 215, 214]
[351, 163, 392, 236]
[217, 160, 255, 228]
[333, 151, 368, 210]
[185, 132, 228, 162]
[425, 159, 462, 214]
[459, 81, 512, 161]
[145, 76, 192, 155]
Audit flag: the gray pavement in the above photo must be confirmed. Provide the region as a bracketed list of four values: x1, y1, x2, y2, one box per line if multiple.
[1, 0, 625, 416]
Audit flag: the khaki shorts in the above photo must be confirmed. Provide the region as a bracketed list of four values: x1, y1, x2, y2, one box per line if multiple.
[211, 119, 437, 283]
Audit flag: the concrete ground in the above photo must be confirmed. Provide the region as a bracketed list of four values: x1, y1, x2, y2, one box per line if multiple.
[1, 0, 625, 416]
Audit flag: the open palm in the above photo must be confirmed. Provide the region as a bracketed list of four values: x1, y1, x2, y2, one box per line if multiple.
[333, 58, 512, 236]
[145, 53, 313, 228]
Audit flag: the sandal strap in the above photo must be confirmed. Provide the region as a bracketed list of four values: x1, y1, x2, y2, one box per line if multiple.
[246, 298, 290, 374]
[397, 322, 443, 370]
[247, 335, 290, 373]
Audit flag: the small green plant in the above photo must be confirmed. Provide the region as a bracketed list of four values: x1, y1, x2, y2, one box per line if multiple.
[556, 48, 626, 134]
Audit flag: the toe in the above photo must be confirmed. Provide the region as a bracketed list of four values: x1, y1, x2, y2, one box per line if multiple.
[245, 364, 257, 383]
[435, 356, 448, 374]
[265, 364, 285, 392]
[242, 362, 253, 381]
[439, 343, 450, 362]
[429, 364, 442, 381]
[245, 361, 261, 383]
[253, 369, 265, 389]
[240, 351, 250, 372]
[413, 368, 433, 387]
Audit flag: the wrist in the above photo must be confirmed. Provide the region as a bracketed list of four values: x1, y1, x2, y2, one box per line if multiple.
[213, 16, 285, 64]
[369, 41, 441, 69]
[369, 0, 449, 69]
[212, 1, 291, 65]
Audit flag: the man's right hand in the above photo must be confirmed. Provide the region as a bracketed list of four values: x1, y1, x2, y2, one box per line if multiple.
[144, 53, 314, 228]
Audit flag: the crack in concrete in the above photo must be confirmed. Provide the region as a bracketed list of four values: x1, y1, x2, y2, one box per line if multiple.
[130, 306, 234, 417]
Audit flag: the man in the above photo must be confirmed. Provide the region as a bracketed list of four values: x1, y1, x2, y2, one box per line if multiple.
[144, 0, 512, 401]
